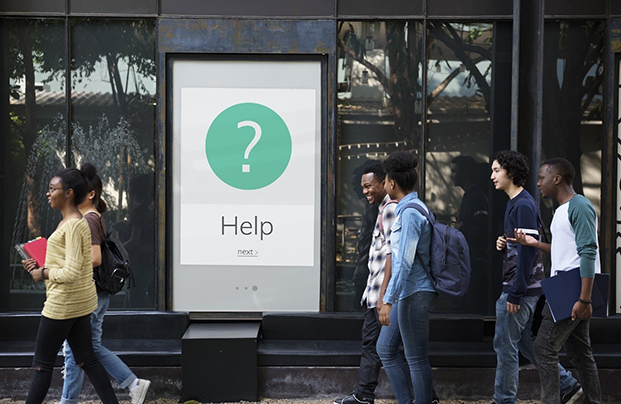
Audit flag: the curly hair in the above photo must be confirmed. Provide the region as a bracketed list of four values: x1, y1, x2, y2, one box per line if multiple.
[382, 151, 418, 192]
[493, 150, 529, 187]
[362, 162, 386, 182]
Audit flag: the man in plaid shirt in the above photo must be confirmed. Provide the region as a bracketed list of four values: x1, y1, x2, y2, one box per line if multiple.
[334, 162, 396, 404]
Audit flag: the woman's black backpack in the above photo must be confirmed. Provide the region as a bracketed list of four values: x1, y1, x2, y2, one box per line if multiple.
[95, 231, 132, 295]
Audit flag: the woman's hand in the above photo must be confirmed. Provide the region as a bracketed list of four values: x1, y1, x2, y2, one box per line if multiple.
[22, 259, 43, 282]
[379, 303, 392, 326]
[22, 259, 38, 273]
[31, 267, 45, 282]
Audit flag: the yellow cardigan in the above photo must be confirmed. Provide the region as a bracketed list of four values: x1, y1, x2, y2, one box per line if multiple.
[42, 218, 97, 320]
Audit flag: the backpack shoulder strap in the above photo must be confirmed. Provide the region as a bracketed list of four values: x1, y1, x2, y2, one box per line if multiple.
[402, 201, 434, 277]
[404, 201, 435, 224]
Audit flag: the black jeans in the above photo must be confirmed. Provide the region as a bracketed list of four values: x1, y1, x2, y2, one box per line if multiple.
[534, 303, 601, 404]
[355, 305, 382, 399]
[27, 314, 118, 404]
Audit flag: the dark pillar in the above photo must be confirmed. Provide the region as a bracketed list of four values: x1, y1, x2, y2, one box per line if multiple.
[0, 19, 9, 309]
[512, 0, 544, 195]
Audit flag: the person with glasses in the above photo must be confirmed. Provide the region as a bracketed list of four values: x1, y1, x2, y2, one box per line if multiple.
[22, 168, 118, 404]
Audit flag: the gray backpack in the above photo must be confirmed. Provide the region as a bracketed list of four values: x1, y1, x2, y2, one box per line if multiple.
[406, 202, 472, 300]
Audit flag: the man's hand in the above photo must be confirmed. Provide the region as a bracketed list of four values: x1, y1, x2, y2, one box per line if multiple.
[508, 229, 538, 247]
[379, 303, 392, 326]
[506, 302, 520, 314]
[571, 300, 592, 321]
[496, 235, 507, 251]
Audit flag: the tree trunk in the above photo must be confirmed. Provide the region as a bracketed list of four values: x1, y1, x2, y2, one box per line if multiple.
[15, 21, 41, 237]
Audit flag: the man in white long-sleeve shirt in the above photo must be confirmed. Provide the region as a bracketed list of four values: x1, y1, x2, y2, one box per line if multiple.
[514, 157, 601, 404]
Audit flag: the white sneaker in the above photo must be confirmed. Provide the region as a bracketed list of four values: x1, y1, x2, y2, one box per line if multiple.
[129, 379, 151, 404]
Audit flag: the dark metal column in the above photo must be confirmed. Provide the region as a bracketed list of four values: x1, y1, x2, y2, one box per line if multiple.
[0, 19, 10, 308]
[512, 0, 544, 195]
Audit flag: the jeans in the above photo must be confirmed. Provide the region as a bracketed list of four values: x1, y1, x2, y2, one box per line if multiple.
[355, 305, 382, 399]
[27, 315, 118, 404]
[518, 300, 578, 396]
[62, 293, 136, 404]
[378, 292, 438, 404]
[534, 303, 601, 404]
[493, 293, 540, 404]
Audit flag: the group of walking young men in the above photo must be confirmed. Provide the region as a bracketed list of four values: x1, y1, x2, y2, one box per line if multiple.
[336, 151, 601, 404]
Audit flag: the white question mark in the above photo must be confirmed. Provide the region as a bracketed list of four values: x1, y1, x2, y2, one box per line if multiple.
[238, 120, 262, 173]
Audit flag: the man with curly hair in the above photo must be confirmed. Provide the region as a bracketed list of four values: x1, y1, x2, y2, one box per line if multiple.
[491, 151, 580, 404]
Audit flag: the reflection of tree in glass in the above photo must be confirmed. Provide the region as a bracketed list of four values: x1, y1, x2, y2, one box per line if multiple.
[8, 20, 65, 155]
[338, 22, 492, 145]
[71, 19, 155, 121]
[72, 115, 150, 223]
[7, 18, 155, 250]
[10, 114, 147, 290]
[543, 21, 604, 194]
[8, 20, 65, 240]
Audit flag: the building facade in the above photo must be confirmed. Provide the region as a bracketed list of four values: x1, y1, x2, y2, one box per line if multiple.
[1, 0, 619, 318]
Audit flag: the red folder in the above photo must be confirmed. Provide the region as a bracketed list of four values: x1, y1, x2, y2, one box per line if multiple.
[22, 237, 47, 268]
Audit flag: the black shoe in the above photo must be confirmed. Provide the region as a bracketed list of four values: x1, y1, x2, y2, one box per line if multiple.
[334, 393, 374, 404]
[561, 383, 583, 404]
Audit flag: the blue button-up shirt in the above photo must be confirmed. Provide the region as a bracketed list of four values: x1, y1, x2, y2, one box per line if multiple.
[383, 192, 436, 304]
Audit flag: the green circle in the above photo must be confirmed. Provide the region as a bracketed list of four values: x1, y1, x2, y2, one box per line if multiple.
[205, 102, 292, 190]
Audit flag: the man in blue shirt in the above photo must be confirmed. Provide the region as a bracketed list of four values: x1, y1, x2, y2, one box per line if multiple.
[491, 151, 581, 404]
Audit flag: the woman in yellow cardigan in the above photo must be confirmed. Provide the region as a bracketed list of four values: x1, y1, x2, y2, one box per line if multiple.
[22, 168, 118, 404]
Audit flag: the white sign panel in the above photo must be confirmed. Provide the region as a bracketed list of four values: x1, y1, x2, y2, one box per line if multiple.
[171, 59, 321, 312]
[180, 88, 316, 266]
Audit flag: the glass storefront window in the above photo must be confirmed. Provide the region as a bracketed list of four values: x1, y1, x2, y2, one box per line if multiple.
[0, 18, 156, 311]
[542, 20, 604, 217]
[3, 18, 66, 310]
[425, 22, 494, 315]
[71, 19, 156, 309]
[336, 21, 424, 311]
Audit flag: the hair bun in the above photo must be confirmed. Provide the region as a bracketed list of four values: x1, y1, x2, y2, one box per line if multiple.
[80, 163, 99, 182]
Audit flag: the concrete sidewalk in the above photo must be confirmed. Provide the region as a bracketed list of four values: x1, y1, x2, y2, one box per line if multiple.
[1, 400, 540, 404]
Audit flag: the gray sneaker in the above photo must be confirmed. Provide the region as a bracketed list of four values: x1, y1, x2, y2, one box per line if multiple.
[129, 379, 151, 404]
[561, 383, 583, 404]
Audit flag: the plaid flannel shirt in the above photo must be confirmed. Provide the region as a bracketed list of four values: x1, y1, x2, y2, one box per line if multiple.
[361, 194, 397, 308]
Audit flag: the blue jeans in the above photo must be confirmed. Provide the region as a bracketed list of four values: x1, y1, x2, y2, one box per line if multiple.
[62, 293, 136, 404]
[378, 292, 438, 404]
[493, 293, 540, 404]
[493, 293, 578, 404]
